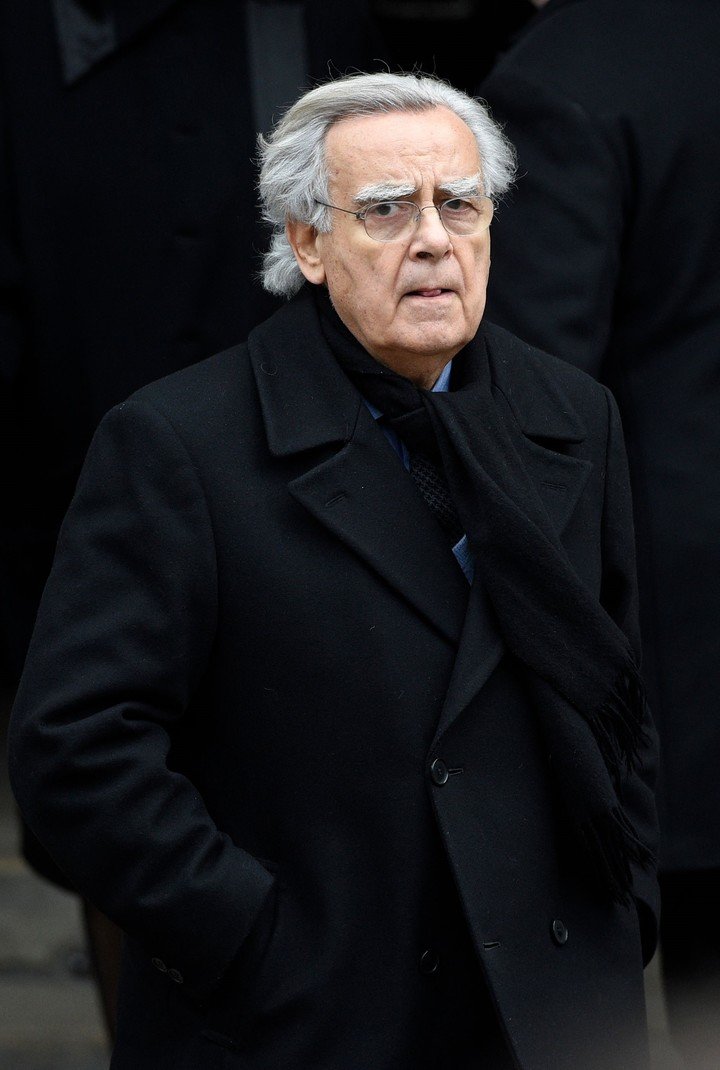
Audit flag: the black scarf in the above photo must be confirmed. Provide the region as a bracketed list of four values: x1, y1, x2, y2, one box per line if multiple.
[316, 287, 654, 903]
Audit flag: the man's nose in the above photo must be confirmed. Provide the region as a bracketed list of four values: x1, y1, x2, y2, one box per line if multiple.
[410, 205, 453, 258]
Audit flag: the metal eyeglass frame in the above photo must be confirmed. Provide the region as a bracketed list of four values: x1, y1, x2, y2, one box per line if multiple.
[312, 196, 493, 243]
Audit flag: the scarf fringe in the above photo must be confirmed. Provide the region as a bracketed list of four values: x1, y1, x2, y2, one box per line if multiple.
[579, 807, 656, 904]
[588, 663, 649, 783]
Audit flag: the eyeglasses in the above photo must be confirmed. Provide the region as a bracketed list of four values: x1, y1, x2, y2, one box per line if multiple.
[313, 196, 494, 243]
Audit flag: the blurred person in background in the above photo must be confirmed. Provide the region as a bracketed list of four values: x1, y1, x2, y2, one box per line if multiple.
[375, 0, 535, 93]
[480, 2, 720, 1066]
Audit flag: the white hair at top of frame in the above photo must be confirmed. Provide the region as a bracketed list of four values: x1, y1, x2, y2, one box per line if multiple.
[257, 71, 517, 299]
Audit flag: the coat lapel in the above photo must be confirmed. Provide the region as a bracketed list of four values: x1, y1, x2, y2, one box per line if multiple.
[485, 321, 592, 538]
[249, 291, 469, 647]
[51, 0, 179, 84]
[432, 323, 593, 743]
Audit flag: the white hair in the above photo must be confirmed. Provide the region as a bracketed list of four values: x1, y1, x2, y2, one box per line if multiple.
[257, 71, 517, 298]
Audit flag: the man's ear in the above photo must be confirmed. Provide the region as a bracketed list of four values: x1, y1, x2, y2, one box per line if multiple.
[286, 220, 327, 285]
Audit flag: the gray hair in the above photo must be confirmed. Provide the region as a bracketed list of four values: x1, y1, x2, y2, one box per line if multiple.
[257, 71, 516, 298]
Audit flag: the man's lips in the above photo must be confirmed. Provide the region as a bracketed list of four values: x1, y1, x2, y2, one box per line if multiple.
[403, 287, 455, 298]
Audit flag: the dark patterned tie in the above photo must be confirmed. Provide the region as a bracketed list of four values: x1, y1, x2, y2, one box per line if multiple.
[409, 450, 465, 547]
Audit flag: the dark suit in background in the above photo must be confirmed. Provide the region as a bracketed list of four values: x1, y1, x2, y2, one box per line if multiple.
[479, 1, 720, 1064]
[0, 0, 383, 680]
[376, 0, 535, 94]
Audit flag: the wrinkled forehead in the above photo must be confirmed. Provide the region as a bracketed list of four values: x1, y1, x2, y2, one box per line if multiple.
[324, 106, 482, 198]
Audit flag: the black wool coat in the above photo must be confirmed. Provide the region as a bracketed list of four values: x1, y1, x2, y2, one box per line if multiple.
[9, 293, 660, 1070]
[480, 0, 720, 872]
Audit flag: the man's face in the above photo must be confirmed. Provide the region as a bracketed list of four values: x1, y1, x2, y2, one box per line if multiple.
[288, 107, 491, 386]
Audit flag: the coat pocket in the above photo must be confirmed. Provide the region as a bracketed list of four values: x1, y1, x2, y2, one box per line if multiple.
[201, 863, 284, 1042]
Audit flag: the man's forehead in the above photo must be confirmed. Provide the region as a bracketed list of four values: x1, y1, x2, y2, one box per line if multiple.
[325, 107, 481, 195]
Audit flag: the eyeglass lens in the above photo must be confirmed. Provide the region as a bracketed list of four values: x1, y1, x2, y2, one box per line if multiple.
[363, 198, 492, 242]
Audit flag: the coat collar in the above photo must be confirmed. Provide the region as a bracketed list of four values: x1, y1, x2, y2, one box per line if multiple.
[51, 0, 179, 84]
[249, 291, 587, 458]
[248, 288, 362, 458]
[483, 320, 587, 443]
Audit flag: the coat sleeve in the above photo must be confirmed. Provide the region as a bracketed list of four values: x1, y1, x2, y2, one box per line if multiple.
[599, 385, 660, 964]
[8, 395, 275, 1000]
[480, 67, 626, 375]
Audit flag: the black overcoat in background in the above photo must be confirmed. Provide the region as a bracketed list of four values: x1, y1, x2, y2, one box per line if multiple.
[479, 0, 720, 872]
[10, 292, 659, 1069]
[0, 0, 383, 674]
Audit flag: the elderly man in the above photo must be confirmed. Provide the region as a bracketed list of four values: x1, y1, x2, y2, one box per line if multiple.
[9, 73, 658, 1070]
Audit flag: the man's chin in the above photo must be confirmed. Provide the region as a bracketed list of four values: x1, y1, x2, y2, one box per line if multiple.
[368, 332, 471, 383]
[397, 324, 471, 360]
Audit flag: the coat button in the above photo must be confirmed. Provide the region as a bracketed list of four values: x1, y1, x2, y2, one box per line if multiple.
[551, 919, 569, 946]
[167, 968, 184, 984]
[430, 759, 449, 785]
[419, 949, 441, 974]
[151, 957, 168, 973]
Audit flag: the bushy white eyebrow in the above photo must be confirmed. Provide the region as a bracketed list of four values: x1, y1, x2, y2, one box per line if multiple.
[352, 181, 416, 205]
[438, 172, 484, 198]
[352, 172, 483, 206]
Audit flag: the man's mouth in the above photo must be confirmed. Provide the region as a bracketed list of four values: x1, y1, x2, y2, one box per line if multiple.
[404, 288, 454, 298]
